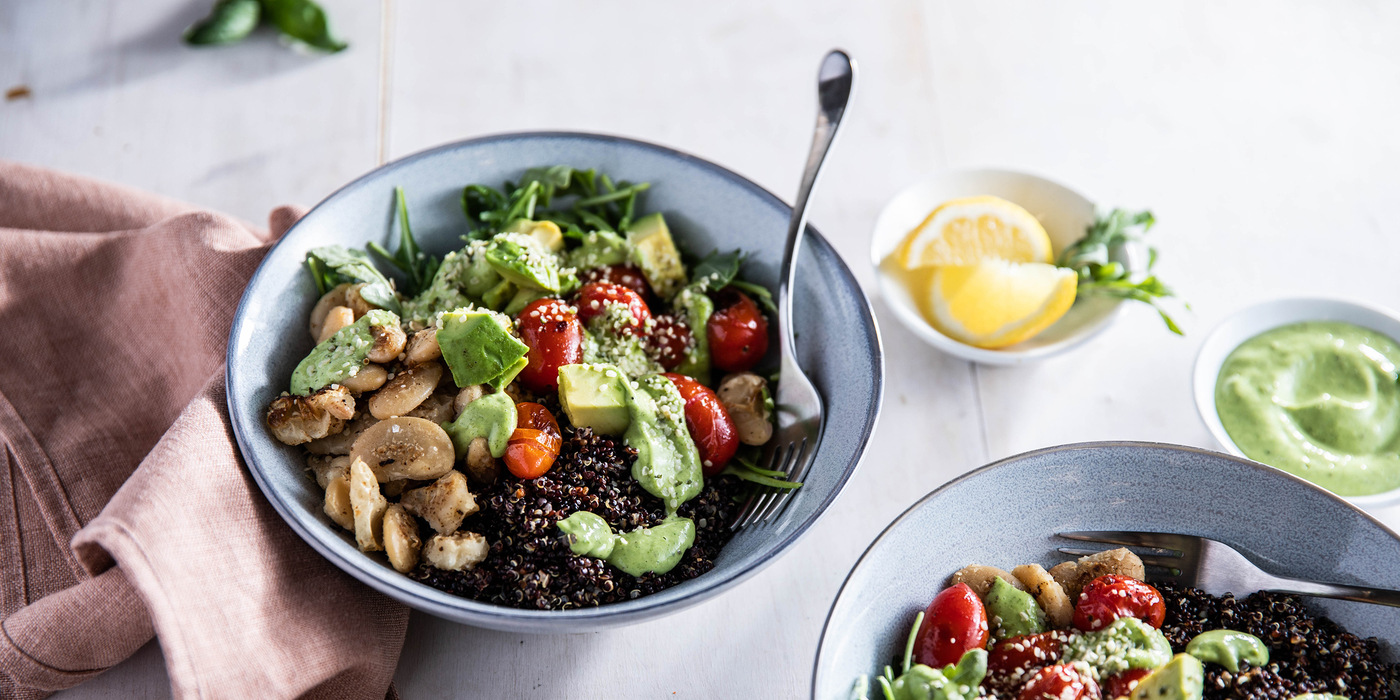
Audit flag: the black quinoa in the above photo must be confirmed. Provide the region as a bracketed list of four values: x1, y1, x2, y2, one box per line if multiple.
[408, 425, 740, 610]
[1157, 584, 1399, 700]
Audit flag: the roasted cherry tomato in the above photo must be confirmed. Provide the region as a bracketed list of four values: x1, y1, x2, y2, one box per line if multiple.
[516, 298, 583, 392]
[914, 582, 989, 669]
[1101, 669, 1153, 700]
[1019, 664, 1101, 700]
[1073, 575, 1166, 631]
[504, 402, 562, 479]
[663, 373, 738, 475]
[582, 264, 652, 300]
[575, 282, 651, 335]
[707, 289, 769, 372]
[649, 314, 695, 370]
[989, 631, 1066, 676]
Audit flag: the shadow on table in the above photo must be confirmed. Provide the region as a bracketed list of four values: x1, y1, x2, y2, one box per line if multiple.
[52, 1, 333, 97]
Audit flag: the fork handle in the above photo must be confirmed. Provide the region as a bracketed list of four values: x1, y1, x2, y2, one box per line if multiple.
[1265, 578, 1400, 608]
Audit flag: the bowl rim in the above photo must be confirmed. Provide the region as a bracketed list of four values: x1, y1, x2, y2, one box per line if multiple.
[226, 130, 886, 627]
[1191, 296, 1400, 508]
[810, 440, 1400, 698]
[868, 167, 1131, 366]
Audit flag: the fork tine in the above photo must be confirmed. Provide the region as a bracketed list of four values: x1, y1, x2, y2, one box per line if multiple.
[747, 442, 799, 524]
[1056, 547, 1182, 569]
[758, 437, 812, 522]
[1057, 531, 1196, 554]
[732, 442, 792, 529]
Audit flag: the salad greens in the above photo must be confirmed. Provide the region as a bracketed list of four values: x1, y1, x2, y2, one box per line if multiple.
[1058, 208, 1184, 335]
[854, 610, 989, 700]
[463, 166, 651, 240]
[368, 187, 439, 297]
[185, 0, 347, 52]
[305, 245, 401, 314]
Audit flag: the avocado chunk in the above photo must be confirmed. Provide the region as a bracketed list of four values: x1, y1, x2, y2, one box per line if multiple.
[290, 309, 400, 395]
[671, 285, 713, 384]
[1062, 617, 1173, 677]
[485, 234, 564, 293]
[437, 309, 529, 389]
[568, 230, 633, 270]
[625, 213, 687, 299]
[558, 364, 631, 435]
[503, 218, 565, 252]
[985, 576, 1047, 639]
[1129, 654, 1205, 700]
[503, 286, 552, 316]
[890, 650, 988, 700]
[441, 391, 517, 458]
[1185, 629, 1268, 672]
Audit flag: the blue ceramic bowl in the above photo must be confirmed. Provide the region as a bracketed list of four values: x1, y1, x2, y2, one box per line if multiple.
[226, 132, 883, 633]
[812, 442, 1400, 699]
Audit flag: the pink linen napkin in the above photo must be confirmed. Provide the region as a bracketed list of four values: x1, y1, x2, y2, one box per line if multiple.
[0, 160, 408, 699]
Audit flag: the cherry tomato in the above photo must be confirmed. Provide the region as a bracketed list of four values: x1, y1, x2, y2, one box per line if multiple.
[989, 632, 1066, 676]
[582, 264, 652, 300]
[913, 582, 989, 669]
[707, 289, 769, 372]
[649, 314, 695, 370]
[1101, 669, 1152, 700]
[575, 282, 651, 335]
[1019, 664, 1101, 700]
[663, 373, 738, 475]
[1073, 575, 1166, 631]
[516, 298, 583, 392]
[504, 402, 562, 479]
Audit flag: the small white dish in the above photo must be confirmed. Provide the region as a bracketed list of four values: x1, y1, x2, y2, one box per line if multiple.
[1193, 297, 1400, 510]
[870, 169, 1137, 365]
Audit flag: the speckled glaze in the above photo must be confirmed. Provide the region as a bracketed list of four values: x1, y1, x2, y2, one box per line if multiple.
[812, 442, 1400, 700]
[225, 132, 883, 633]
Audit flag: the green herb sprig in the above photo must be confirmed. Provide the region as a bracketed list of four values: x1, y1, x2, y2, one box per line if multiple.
[185, 0, 347, 52]
[368, 187, 440, 297]
[462, 166, 650, 240]
[1058, 208, 1185, 335]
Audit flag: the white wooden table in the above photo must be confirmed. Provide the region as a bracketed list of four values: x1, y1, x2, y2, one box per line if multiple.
[5, 1, 1399, 697]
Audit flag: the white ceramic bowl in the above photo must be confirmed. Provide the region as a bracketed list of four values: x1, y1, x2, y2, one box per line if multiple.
[1193, 297, 1400, 509]
[870, 169, 1139, 365]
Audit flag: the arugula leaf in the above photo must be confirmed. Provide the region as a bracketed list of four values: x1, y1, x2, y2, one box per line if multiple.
[261, 0, 346, 52]
[185, 0, 261, 45]
[1059, 208, 1183, 335]
[368, 187, 438, 296]
[461, 166, 652, 238]
[306, 245, 401, 314]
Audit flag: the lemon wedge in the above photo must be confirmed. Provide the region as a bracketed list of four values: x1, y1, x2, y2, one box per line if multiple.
[899, 196, 1053, 269]
[924, 259, 1078, 349]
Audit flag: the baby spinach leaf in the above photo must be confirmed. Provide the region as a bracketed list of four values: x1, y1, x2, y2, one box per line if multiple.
[306, 245, 401, 314]
[261, 0, 347, 53]
[691, 250, 743, 290]
[184, 0, 261, 45]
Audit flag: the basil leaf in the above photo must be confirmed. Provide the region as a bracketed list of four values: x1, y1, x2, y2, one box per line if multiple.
[261, 0, 347, 53]
[306, 245, 400, 314]
[184, 0, 261, 45]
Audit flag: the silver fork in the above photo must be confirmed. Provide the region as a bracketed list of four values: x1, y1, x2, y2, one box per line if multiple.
[730, 50, 855, 529]
[1058, 530, 1400, 607]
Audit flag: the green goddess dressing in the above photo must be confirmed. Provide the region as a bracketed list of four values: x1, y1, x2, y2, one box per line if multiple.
[1216, 321, 1400, 496]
